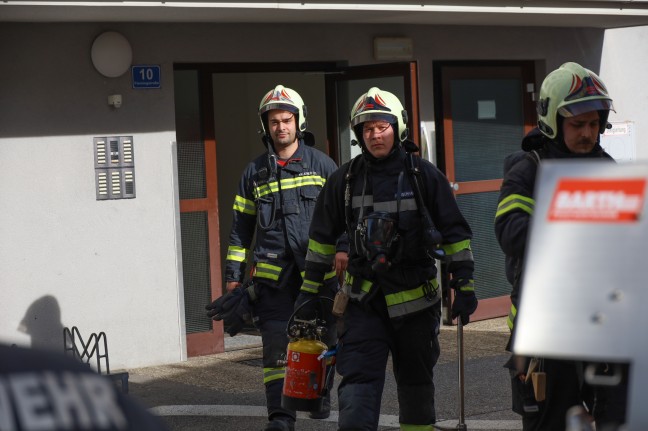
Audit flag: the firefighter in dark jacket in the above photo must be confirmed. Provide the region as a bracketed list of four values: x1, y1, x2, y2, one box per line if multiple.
[0, 343, 169, 431]
[295, 87, 477, 431]
[495, 62, 625, 431]
[222, 85, 345, 431]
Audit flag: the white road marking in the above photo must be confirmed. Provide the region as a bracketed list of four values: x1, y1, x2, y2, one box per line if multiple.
[150, 405, 522, 429]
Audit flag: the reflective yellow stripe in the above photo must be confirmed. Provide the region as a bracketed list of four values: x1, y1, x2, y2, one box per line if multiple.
[301, 279, 320, 294]
[457, 279, 475, 293]
[384, 281, 434, 307]
[254, 175, 327, 199]
[226, 245, 248, 262]
[300, 271, 337, 294]
[496, 194, 535, 218]
[345, 275, 439, 318]
[400, 424, 434, 431]
[233, 195, 256, 215]
[445, 248, 474, 265]
[308, 238, 336, 257]
[441, 239, 471, 256]
[263, 367, 285, 384]
[507, 304, 517, 331]
[324, 270, 337, 280]
[255, 262, 281, 281]
[344, 274, 373, 294]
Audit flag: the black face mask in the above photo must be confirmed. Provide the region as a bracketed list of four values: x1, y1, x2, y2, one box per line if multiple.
[359, 211, 398, 273]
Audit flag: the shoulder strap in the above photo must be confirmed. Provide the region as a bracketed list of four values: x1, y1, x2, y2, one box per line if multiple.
[344, 155, 362, 235]
[403, 152, 427, 216]
[528, 149, 541, 166]
[403, 152, 445, 260]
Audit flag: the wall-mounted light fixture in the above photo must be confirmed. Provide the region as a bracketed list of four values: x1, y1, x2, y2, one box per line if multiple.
[373, 37, 413, 61]
[90, 31, 133, 78]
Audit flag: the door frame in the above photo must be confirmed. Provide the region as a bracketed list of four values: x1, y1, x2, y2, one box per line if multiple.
[433, 60, 537, 323]
[175, 62, 339, 356]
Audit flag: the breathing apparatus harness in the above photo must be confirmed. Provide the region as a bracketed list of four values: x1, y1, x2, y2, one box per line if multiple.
[252, 132, 314, 231]
[250, 135, 281, 232]
[402, 148, 445, 261]
[344, 155, 399, 274]
[344, 145, 445, 276]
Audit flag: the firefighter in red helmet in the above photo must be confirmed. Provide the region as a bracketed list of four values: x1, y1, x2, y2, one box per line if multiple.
[496, 62, 625, 431]
[295, 87, 477, 430]
[208, 85, 347, 431]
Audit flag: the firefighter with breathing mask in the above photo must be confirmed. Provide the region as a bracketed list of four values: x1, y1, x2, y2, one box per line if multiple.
[294, 87, 477, 430]
[495, 62, 626, 431]
[207, 85, 346, 431]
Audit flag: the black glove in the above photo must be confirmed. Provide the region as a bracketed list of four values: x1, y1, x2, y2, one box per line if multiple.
[224, 302, 250, 337]
[450, 278, 478, 325]
[206, 287, 244, 320]
[293, 291, 319, 321]
[205, 287, 252, 336]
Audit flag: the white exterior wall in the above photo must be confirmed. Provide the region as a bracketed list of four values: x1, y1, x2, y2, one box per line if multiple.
[0, 22, 615, 369]
[601, 25, 648, 161]
[0, 134, 186, 369]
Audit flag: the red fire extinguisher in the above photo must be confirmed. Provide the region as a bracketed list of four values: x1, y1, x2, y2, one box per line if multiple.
[280, 299, 335, 412]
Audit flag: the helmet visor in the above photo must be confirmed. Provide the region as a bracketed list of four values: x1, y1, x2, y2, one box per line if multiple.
[259, 103, 298, 115]
[351, 112, 397, 128]
[558, 99, 614, 118]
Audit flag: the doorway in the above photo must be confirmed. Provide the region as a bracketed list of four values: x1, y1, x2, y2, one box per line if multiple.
[433, 60, 537, 321]
[173, 61, 420, 356]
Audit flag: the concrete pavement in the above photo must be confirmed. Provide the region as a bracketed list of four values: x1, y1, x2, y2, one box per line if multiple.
[127, 317, 521, 431]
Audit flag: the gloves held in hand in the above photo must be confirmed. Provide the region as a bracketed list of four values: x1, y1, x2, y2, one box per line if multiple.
[206, 287, 242, 320]
[205, 287, 252, 336]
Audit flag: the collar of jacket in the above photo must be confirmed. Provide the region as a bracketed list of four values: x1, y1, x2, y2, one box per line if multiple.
[543, 138, 609, 160]
[267, 139, 306, 172]
[522, 127, 609, 160]
[362, 142, 402, 166]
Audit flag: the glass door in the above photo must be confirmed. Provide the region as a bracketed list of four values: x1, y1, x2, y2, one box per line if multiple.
[435, 61, 536, 321]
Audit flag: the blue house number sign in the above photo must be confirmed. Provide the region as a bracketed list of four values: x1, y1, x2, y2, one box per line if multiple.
[132, 65, 161, 89]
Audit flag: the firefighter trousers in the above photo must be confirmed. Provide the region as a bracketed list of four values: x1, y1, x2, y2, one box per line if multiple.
[336, 296, 441, 430]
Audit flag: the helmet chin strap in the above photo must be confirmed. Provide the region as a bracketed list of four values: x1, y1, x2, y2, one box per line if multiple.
[261, 133, 275, 152]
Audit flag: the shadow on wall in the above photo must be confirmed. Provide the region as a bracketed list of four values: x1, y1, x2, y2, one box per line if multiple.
[18, 295, 65, 351]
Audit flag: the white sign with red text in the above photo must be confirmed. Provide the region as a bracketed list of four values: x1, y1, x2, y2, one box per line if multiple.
[548, 178, 646, 222]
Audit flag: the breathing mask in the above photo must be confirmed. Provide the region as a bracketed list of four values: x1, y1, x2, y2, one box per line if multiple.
[358, 211, 399, 273]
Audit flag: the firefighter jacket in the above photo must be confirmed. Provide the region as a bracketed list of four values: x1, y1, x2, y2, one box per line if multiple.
[225, 140, 340, 287]
[495, 128, 614, 336]
[301, 146, 475, 320]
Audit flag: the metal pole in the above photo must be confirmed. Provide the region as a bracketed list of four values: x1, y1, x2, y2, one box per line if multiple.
[456, 319, 467, 431]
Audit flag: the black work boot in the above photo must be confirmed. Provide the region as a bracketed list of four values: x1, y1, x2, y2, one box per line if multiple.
[263, 416, 295, 431]
[308, 394, 331, 419]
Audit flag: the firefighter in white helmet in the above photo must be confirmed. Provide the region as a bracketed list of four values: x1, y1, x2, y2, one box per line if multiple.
[495, 62, 626, 431]
[207, 85, 347, 431]
[295, 87, 477, 430]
